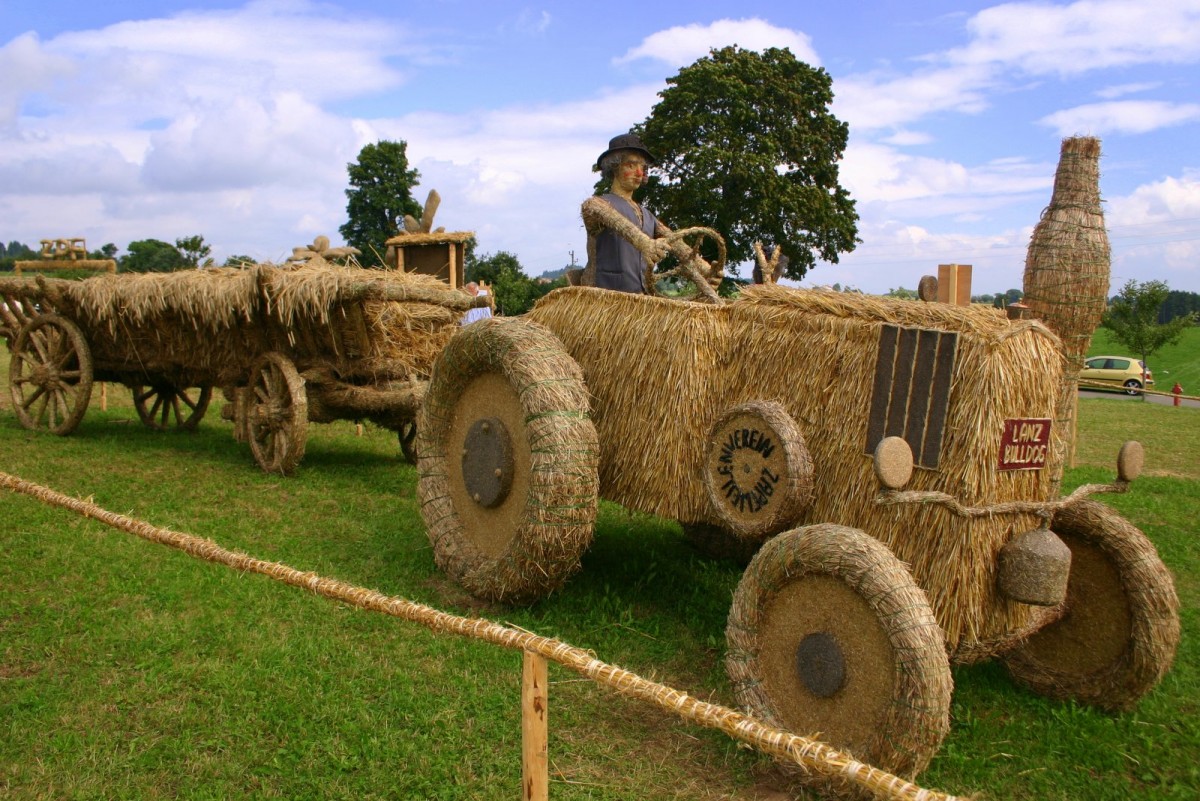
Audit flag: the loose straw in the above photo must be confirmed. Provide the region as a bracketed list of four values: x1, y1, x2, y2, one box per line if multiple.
[0, 471, 965, 801]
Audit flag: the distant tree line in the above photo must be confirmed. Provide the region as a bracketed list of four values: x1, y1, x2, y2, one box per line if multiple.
[0, 236, 243, 273]
[1152, 290, 1200, 324]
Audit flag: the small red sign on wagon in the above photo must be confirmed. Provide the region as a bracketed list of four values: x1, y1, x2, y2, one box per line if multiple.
[999, 418, 1052, 471]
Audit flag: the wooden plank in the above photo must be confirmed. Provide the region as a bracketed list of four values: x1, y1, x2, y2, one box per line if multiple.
[522, 651, 549, 801]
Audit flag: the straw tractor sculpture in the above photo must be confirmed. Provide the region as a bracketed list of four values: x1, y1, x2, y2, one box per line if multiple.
[0, 261, 487, 474]
[415, 252, 1180, 787]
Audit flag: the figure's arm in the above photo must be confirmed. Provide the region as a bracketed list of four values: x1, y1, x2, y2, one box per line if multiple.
[581, 197, 668, 264]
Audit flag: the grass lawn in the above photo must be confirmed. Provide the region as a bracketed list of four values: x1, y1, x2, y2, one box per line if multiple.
[1, 338, 1197, 801]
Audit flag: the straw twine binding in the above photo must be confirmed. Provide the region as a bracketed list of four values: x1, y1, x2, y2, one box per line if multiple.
[1003, 498, 1180, 711]
[416, 318, 600, 602]
[0, 263, 470, 389]
[0, 470, 966, 801]
[529, 285, 1067, 659]
[727, 525, 953, 785]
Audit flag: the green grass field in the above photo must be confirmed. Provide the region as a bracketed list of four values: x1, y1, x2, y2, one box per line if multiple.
[1, 330, 1197, 801]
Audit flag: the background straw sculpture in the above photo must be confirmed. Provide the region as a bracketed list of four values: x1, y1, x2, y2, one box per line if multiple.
[1022, 136, 1111, 481]
[529, 285, 1066, 660]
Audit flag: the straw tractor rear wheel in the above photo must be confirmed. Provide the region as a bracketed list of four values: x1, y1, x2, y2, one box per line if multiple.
[242, 352, 308, 475]
[417, 317, 598, 603]
[1003, 499, 1179, 711]
[8, 314, 94, 435]
[726, 524, 952, 780]
[132, 383, 213, 431]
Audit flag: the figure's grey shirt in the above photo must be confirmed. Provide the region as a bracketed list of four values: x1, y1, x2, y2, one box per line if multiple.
[593, 193, 658, 293]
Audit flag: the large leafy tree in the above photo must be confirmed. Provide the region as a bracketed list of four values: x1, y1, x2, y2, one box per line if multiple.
[121, 239, 184, 273]
[1103, 279, 1197, 369]
[634, 46, 859, 280]
[175, 235, 212, 268]
[340, 140, 423, 264]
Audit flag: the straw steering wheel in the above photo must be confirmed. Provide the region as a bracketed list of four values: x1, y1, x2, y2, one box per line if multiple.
[642, 226, 727, 302]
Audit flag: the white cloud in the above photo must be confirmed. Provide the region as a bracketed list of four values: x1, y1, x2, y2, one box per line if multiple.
[834, 62, 995, 131]
[614, 18, 819, 68]
[0, 32, 75, 130]
[1095, 81, 1162, 100]
[952, 0, 1200, 76]
[1040, 100, 1200, 136]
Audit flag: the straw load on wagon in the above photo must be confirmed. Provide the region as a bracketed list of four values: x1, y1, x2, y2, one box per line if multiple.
[2, 261, 473, 390]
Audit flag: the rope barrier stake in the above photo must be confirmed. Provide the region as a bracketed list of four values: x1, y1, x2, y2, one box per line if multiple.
[522, 650, 549, 801]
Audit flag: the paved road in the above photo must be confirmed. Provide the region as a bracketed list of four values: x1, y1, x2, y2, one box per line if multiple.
[1079, 388, 1200, 408]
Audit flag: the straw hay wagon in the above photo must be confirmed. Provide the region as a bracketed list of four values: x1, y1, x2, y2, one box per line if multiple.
[0, 264, 483, 474]
[415, 284, 1180, 787]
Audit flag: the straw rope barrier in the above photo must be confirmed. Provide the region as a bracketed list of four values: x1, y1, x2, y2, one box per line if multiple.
[0, 470, 965, 801]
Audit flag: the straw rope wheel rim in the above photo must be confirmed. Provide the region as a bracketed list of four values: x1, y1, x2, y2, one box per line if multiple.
[417, 317, 599, 603]
[9, 313, 94, 435]
[241, 351, 308, 475]
[702, 401, 813, 541]
[1003, 499, 1179, 712]
[131, 383, 213, 432]
[726, 524, 952, 779]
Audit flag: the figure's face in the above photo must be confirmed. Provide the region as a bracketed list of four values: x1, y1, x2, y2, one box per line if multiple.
[614, 152, 648, 193]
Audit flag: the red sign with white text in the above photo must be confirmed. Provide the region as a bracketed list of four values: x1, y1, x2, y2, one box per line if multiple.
[998, 418, 1052, 471]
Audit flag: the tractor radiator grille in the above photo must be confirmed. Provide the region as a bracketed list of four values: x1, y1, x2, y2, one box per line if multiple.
[865, 325, 957, 469]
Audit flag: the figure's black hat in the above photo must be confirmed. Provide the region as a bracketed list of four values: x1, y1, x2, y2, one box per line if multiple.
[595, 132, 655, 170]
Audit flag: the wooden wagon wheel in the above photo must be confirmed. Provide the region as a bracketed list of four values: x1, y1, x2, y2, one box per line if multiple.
[726, 524, 952, 782]
[241, 352, 308, 475]
[417, 317, 599, 603]
[1003, 498, 1180, 712]
[8, 314, 94, 435]
[131, 383, 213, 432]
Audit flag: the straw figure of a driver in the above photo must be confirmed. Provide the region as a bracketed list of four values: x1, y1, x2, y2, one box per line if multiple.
[580, 133, 723, 298]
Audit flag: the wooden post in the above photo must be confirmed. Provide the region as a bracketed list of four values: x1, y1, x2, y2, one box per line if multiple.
[99, 383, 107, 412]
[447, 243, 458, 290]
[937, 264, 972, 306]
[522, 650, 548, 801]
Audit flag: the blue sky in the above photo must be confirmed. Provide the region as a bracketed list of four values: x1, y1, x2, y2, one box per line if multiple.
[2, 0, 1199, 294]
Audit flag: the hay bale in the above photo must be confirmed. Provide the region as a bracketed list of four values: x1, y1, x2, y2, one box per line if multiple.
[528, 285, 1067, 658]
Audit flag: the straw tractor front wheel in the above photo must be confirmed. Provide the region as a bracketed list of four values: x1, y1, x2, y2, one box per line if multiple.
[417, 317, 599, 603]
[241, 352, 308, 475]
[1003, 499, 1180, 711]
[132, 383, 213, 432]
[726, 525, 952, 780]
[8, 314, 94, 435]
